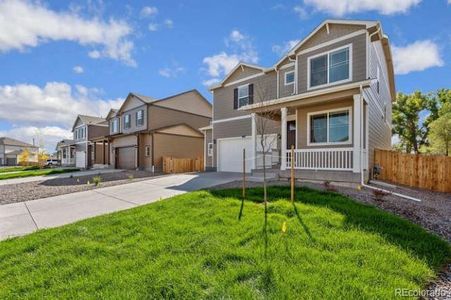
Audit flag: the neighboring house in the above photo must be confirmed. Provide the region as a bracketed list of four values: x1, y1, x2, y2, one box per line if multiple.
[0, 137, 39, 166]
[107, 89, 211, 171]
[203, 19, 394, 183]
[56, 139, 75, 166]
[71, 115, 109, 169]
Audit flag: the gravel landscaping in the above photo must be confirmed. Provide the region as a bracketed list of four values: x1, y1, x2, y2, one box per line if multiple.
[0, 170, 163, 205]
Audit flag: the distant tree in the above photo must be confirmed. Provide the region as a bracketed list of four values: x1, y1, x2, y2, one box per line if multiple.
[18, 148, 30, 166]
[38, 151, 49, 167]
[392, 91, 438, 153]
[428, 102, 451, 156]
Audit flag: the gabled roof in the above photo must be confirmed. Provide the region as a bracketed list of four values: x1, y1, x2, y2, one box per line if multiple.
[209, 63, 273, 90]
[152, 123, 204, 137]
[0, 137, 37, 148]
[71, 114, 106, 131]
[105, 108, 118, 120]
[275, 19, 378, 67]
[55, 139, 75, 150]
[117, 89, 211, 114]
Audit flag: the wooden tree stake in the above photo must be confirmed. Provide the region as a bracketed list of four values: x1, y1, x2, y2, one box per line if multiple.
[291, 145, 295, 202]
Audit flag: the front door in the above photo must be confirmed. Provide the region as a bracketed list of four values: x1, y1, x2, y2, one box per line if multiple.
[287, 120, 296, 149]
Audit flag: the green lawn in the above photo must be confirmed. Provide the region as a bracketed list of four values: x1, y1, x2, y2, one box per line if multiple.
[0, 187, 449, 299]
[0, 166, 38, 173]
[0, 168, 79, 180]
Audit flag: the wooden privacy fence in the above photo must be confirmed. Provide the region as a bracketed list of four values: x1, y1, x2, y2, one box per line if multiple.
[374, 149, 451, 193]
[162, 157, 203, 174]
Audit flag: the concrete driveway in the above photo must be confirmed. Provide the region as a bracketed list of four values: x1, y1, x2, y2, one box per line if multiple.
[0, 172, 240, 240]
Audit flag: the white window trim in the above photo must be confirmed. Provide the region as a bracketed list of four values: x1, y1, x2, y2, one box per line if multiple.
[145, 145, 151, 157]
[207, 142, 213, 157]
[284, 70, 295, 86]
[307, 106, 353, 146]
[307, 44, 353, 91]
[237, 84, 250, 108]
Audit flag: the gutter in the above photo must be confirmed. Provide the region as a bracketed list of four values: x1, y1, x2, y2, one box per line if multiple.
[357, 85, 421, 202]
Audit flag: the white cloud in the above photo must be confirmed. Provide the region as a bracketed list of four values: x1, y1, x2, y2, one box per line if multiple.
[0, 126, 72, 152]
[202, 30, 259, 85]
[0, 0, 135, 66]
[302, 0, 421, 16]
[140, 6, 158, 18]
[158, 63, 185, 78]
[229, 30, 245, 42]
[392, 40, 444, 75]
[164, 19, 174, 28]
[203, 52, 241, 78]
[0, 82, 122, 127]
[293, 5, 309, 19]
[202, 78, 221, 87]
[0, 82, 123, 152]
[148, 23, 158, 32]
[272, 39, 300, 56]
[73, 65, 84, 74]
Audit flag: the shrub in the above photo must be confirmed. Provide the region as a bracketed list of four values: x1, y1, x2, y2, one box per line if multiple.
[92, 176, 102, 187]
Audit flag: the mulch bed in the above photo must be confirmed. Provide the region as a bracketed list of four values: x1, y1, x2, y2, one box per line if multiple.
[0, 170, 163, 205]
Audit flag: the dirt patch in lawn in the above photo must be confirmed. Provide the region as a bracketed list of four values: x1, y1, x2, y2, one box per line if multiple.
[0, 170, 163, 205]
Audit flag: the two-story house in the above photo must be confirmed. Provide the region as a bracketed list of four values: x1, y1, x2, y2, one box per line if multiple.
[107, 89, 212, 171]
[71, 115, 109, 169]
[202, 20, 395, 183]
[0, 137, 39, 166]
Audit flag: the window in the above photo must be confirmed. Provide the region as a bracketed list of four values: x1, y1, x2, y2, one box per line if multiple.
[145, 146, 150, 157]
[136, 110, 144, 127]
[207, 143, 213, 157]
[111, 118, 119, 133]
[238, 85, 249, 107]
[309, 45, 351, 89]
[74, 131, 77, 140]
[284, 71, 295, 85]
[308, 108, 351, 145]
[124, 114, 131, 129]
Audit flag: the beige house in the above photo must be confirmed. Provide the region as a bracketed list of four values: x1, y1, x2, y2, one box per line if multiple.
[202, 19, 394, 183]
[107, 89, 211, 171]
[0, 137, 39, 166]
[56, 139, 75, 166]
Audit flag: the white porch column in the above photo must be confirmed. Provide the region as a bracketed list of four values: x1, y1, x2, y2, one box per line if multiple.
[353, 94, 362, 173]
[251, 113, 257, 170]
[280, 107, 288, 170]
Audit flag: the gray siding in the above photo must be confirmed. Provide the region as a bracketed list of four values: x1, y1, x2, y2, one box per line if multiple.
[365, 39, 392, 172]
[223, 66, 262, 84]
[213, 118, 252, 140]
[297, 33, 367, 94]
[213, 71, 277, 120]
[278, 65, 295, 98]
[88, 125, 108, 139]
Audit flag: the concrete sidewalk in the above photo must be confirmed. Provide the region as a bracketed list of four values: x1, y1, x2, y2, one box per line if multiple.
[0, 172, 240, 240]
[0, 168, 122, 186]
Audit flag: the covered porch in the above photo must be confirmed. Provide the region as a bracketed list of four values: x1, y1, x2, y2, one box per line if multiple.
[89, 137, 110, 169]
[244, 87, 369, 183]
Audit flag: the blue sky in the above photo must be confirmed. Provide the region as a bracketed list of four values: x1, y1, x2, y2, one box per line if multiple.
[0, 0, 450, 152]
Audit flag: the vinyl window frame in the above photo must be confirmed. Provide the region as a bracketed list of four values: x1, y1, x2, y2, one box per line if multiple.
[124, 114, 131, 129]
[307, 44, 352, 90]
[237, 84, 250, 108]
[284, 70, 295, 86]
[136, 110, 144, 127]
[307, 106, 353, 146]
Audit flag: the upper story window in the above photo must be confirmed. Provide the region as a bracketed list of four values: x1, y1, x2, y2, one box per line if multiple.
[74, 126, 85, 140]
[308, 108, 351, 145]
[124, 114, 131, 129]
[111, 118, 119, 133]
[309, 45, 351, 89]
[136, 110, 144, 127]
[233, 84, 254, 109]
[284, 71, 295, 85]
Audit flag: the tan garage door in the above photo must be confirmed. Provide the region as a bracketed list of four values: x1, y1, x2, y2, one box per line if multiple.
[117, 147, 136, 169]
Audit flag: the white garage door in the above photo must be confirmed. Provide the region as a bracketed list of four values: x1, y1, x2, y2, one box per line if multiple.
[218, 137, 252, 172]
[75, 151, 85, 168]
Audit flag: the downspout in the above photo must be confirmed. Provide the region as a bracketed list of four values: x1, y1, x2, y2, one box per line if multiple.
[358, 85, 421, 202]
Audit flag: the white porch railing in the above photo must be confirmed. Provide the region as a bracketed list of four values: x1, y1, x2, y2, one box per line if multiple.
[287, 148, 354, 171]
